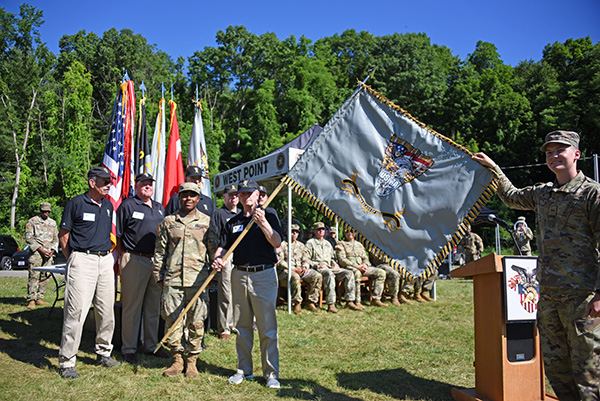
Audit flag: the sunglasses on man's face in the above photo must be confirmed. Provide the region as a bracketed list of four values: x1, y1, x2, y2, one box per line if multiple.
[96, 178, 111, 186]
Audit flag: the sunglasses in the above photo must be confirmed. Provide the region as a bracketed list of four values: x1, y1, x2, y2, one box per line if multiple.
[96, 178, 111, 186]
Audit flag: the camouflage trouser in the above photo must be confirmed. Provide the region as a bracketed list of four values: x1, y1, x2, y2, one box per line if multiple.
[161, 285, 208, 355]
[537, 287, 600, 401]
[414, 268, 438, 292]
[27, 253, 53, 301]
[465, 252, 479, 264]
[316, 267, 355, 304]
[278, 268, 322, 304]
[377, 264, 400, 296]
[348, 266, 386, 302]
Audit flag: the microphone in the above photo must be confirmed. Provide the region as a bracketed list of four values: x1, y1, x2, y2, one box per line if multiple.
[487, 214, 511, 230]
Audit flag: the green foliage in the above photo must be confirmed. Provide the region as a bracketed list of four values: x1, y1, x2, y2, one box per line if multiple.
[0, 4, 599, 241]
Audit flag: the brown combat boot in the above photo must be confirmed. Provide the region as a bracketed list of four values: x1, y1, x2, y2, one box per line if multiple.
[163, 352, 184, 377]
[293, 302, 302, 315]
[327, 303, 338, 313]
[399, 292, 414, 305]
[421, 292, 435, 302]
[27, 300, 36, 310]
[391, 295, 401, 306]
[307, 303, 319, 312]
[414, 292, 426, 302]
[185, 354, 199, 378]
[370, 298, 388, 307]
[35, 299, 49, 306]
[347, 301, 363, 311]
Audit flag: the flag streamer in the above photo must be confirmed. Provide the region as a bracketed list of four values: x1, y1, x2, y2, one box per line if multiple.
[284, 81, 499, 282]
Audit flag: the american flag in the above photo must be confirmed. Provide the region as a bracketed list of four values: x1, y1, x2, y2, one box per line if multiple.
[103, 78, 135, 245]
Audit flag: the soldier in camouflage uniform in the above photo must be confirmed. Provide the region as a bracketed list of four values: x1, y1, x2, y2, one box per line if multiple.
[513, 216, 534, 256]
[413, 269, 437, 302]
[152, 182, 213, 378]
[460, 225, 484, 264]
[474, 130, 600, 401]
[25, 202, 59, 309]
[277, 224, 322, 314]
[336, 229, 387, 307]
[305, 222, 361, 312]
[369, 253, 413, 305]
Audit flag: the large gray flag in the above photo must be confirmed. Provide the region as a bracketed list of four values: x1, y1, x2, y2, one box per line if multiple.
[284, 83, 498, 281]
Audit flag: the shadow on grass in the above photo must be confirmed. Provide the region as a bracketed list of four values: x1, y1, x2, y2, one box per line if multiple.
[337, 368, 456, 401]
[0, 306, 97, 371]
[0, 296, 29, 306]
[277, 378, 364, 401]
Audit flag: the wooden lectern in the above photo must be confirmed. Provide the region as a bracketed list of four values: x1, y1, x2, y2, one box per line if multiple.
[451, 253, 551, 401]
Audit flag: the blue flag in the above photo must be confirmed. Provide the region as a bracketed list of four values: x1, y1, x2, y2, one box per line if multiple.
[284, 82, 498, 281]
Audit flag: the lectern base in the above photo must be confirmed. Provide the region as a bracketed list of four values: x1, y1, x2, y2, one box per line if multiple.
[451, 387, 558, 401]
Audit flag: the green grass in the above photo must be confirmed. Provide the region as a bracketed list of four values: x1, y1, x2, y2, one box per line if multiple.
[0, 276, 479, 401]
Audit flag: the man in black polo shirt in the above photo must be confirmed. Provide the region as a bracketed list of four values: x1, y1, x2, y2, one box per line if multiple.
[58, 166, 121, 379]
[212, 179, 283, 389]
[164, 165, 213, 217]
[116, 172, 168, 364]
[208, 184, 240, 341]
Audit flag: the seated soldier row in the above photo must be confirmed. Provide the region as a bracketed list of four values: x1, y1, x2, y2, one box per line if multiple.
[277, 222, 436, 314]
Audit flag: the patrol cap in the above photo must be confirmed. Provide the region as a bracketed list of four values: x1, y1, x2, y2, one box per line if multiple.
[179, 182, 201, 195]
[291, 224, 301, 232]
[88, 166, 113, 180]
[313, 222, 326, 230]
[135, 172, 154, 182]
[258, 185, 268, 195]
[238, 180, 259, 193]
[223, 184, 237, 195]
[540, 130, 580, 152]
[185, 165, 204, 177]
[517, 216, 526, 222]
[40, 202, 51, 212]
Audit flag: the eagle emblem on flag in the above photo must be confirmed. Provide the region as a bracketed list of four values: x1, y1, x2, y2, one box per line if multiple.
[376, 135, 434, 197]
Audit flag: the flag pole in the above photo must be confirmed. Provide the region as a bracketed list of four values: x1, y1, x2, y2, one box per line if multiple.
[154, 179, 286, 353]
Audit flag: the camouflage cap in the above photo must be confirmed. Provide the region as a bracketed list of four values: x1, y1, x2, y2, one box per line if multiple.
[540, 130, 580, 152]
[291, 223, 301, 232]
[185, 165, 204, 177]
[223, 184, 237, 195]
[313, 221, 326, 230]
[179, 182, 201, 195]
[40, 202, 51, 212]
[517, 216, 526, 222]
[88, 166, 113, 180]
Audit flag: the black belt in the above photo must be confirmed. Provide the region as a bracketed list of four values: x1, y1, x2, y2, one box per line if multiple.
[234, 264, 274, 272]
[127, 250, 153, 258]
[73, 249, 111, 256]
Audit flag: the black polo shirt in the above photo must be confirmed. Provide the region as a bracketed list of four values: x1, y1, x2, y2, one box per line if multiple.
[60, 192, 113, 252]
[212, 206, 240, 236]
[164, 192, 214, 217]
[116, 195, 165, 254]
[219, 208, 283, 266]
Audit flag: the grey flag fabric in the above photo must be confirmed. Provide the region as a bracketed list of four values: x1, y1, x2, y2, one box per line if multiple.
[284, 83, 498, 281]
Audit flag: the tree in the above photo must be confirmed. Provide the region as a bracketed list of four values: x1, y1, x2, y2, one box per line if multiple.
[0, 4, 55, 231]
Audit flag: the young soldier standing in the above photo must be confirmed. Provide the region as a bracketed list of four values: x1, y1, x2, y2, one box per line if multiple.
[473, 130, 600, 400]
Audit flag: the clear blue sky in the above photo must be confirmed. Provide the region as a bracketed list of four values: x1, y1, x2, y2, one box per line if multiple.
[4, 0, 600, 66]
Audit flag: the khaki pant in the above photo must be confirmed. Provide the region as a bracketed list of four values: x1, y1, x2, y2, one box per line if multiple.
[231, 266, 279, 380]
[59, 252, 115, 369]
[120, 252, 162, 354]
[217, 257, 234, 335]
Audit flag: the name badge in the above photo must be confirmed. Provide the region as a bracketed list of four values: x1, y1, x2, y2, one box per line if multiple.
[132, 211, 145, 220]
[83, 213, 96, 222]
[233, 224, 244, 233]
